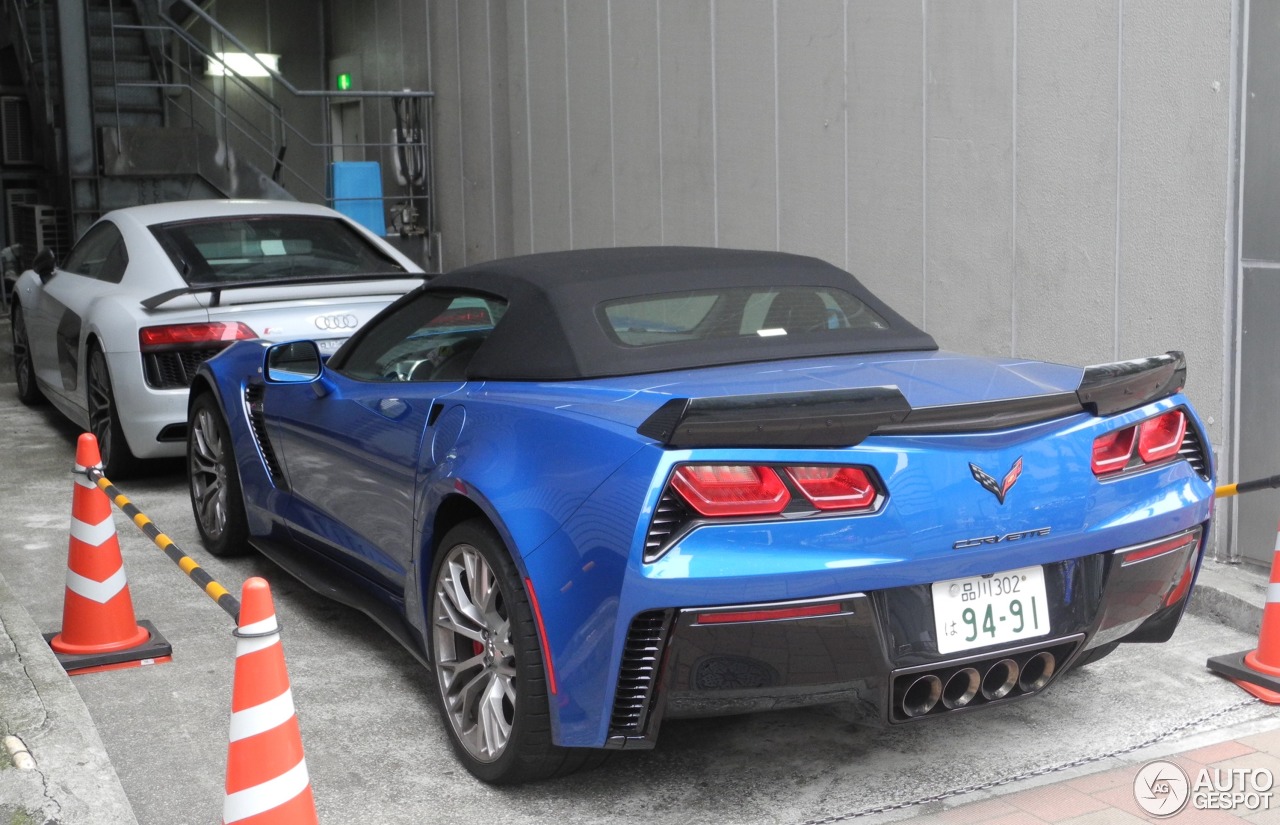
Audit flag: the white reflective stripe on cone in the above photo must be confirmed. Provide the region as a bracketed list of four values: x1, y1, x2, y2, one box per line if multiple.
[69, 513, 116, 547]
[65, 566, 128, 604]
[229, 688, 296, 743]
[222, 757, 310, 823]
[1267, 583, 1280, 604]
[73, 463, 100, 490]
[234, 616, 280, 657]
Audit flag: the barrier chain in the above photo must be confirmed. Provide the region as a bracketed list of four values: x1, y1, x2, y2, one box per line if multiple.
[82, 466, 241, 623]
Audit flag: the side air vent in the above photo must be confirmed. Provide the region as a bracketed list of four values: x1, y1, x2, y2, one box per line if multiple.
[243, 384, 286, 488]
[608, 611, 671, 737]
[643, 490, 693, 563]
[1179, 420, 1212, 481]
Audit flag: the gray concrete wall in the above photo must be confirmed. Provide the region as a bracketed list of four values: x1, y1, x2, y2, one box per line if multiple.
[428, 1, 1234, 469]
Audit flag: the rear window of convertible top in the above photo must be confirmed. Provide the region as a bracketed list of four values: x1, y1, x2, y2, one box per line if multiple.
[600, 285, 892, 347]
[149, 215, 406, 285]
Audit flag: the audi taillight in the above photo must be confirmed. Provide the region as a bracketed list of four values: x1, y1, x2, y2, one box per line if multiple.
[139, 322, 257, 351]
[1091, 409, 1189, 477]
[670, 465, 790, 517]
[786, 466, 877, 510]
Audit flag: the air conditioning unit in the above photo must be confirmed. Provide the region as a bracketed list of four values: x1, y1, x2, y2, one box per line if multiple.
[0, 97, 34, 166]
[12, 203, 71, 269]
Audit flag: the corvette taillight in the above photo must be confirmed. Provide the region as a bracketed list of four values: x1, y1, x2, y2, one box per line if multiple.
[670, 465, 790, 516]
[786, 466, 877, 510]
[669, 463, 880, 517]
[139, 322, 257, 351]
[1137, 410, 1187, 463]
[1091, 409, 1188, 476]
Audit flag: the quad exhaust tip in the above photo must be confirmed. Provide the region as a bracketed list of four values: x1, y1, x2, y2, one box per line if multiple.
[893, 640, 1078, 722]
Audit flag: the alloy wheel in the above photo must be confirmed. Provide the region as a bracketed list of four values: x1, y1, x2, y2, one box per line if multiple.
[431, 543, 518, 763]
[189, 403, 229, 541]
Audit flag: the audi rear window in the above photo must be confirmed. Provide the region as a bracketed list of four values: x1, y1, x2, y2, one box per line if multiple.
[150, 215, 407, 285]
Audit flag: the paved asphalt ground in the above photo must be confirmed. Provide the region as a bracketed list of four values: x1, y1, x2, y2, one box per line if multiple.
[2, 310, 1280, 824]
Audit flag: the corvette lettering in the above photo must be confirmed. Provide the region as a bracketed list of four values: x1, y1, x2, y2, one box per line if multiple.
[953, 527, 1052, 550]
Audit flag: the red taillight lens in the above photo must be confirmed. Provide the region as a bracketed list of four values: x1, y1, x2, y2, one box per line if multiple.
[139, 322, 257, 351]
[670, 464, 790, 517]
[1091, 426, 1136, 475]
[1137, 410, 1187, 463]
[695, 602, 842, 625]
[786, 466, 877, 511]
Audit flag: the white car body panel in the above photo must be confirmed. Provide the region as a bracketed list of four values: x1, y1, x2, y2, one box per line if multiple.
[12, 199, 425, 461]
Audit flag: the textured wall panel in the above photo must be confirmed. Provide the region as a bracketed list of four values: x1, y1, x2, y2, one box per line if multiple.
[430, 0, 465, 269]
[713, 0, 777, 251]
[924, 0, 1015, 354]
[459, 1, 498, 263]
[1118, 0, 1228, 436]
[610, 0, 662, 246]
[566, 0, 615, 249]
[1014, 1, 1118, 366]
[847, 0, 923, 326]
[777, 0, 845, 267]
[658, 1, 715, 246]
[526, 2, 571, 252]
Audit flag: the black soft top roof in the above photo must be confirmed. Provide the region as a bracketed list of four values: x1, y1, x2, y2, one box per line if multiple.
[428, 246, 938, 381]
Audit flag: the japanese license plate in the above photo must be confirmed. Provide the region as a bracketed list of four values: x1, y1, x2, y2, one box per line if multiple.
[932, 565, 1050, 655]
[316, 337, 348, 354]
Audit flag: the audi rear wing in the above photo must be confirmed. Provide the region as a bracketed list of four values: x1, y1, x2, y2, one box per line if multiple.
[637, 351, 1187, 448]
[141, 272, 429, 310]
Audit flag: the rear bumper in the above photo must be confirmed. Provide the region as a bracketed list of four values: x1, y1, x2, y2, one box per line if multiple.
[603, 523, 1204, 750]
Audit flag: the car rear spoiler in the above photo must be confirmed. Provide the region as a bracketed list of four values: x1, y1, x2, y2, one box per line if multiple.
[141, 272, 429, 310]
[637, 351, 1187, 448]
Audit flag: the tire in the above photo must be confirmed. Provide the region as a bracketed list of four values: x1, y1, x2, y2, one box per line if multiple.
[187, 391, 249, 557]
[11, 305, 44, 405]
[86, 347, 140, 478]
[428, 520, 602, 783]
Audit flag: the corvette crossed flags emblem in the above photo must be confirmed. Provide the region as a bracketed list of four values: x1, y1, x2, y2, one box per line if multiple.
[969, 457, 1023, 504]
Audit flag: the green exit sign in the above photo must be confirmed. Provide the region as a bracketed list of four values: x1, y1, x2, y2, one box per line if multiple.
[336, 72, 352, 91]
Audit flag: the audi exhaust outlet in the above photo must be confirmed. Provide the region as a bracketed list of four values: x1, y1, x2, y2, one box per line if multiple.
[1017, 651, 1056, 693]
[900, 674, 942, 718]
[941, 667, 980, 709]
[980, 658, 1020, 701]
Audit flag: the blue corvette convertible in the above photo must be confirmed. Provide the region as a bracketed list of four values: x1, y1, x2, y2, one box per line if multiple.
[186, 247, 1214, 783]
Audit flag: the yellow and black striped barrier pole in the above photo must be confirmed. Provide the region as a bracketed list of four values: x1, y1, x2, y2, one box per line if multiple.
[1216, 474, 1280, 500]
[84, 466, 241, 623]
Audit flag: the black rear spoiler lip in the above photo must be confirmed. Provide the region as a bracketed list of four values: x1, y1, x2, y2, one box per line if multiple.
[636, 351, 1187, 448]
[141, 272, 429, 310]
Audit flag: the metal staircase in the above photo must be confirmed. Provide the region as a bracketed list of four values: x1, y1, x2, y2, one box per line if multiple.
[0, 0, 436, 267]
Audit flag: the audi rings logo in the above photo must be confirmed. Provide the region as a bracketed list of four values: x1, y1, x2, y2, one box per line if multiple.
[314, 313, 358, 332]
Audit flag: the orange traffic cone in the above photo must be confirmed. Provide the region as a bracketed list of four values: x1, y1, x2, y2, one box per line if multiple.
[1207, 518, 1280, 702]
[223, 578, 318, 825]
[45, 433, 171, 675]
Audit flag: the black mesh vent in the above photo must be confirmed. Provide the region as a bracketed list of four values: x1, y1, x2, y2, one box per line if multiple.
[244, 384, 286, 487]
[1179, 419, 1211, 481]
[142, 347, 224, 389]
[608, 611, 670, 737]
[643, 490, 692, 563]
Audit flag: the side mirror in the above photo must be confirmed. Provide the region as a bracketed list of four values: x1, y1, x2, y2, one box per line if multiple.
[265, 341, 322, 383]
[32, 247, 56, 281]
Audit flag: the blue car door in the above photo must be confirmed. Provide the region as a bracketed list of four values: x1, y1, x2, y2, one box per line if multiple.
[259, 291, 502, 591]
[262, 373, 459, 591]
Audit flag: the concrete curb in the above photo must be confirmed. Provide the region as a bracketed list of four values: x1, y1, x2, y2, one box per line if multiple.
[1189, 559, 1267, 639]
[0, 570, 138, 825]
